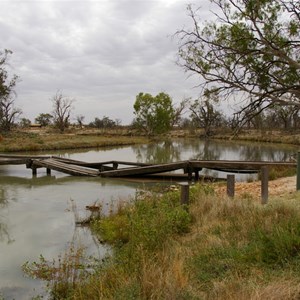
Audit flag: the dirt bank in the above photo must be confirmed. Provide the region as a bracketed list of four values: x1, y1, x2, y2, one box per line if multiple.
[217, 176, 297, 200]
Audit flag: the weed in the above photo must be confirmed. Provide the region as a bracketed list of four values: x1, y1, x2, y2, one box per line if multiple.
[22, 245, 92, 299]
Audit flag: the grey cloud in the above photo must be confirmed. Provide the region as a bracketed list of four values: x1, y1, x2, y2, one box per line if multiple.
[1, 0, 210, 124]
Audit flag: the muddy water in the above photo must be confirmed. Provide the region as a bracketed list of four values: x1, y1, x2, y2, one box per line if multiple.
[0, 139, 296, 299]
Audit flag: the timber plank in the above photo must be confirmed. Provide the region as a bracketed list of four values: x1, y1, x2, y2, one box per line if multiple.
[190, 160, 296, 170]
[51, 157, 151, 169]
[100, 161, 188, 177]
[31, 158, 100, 176]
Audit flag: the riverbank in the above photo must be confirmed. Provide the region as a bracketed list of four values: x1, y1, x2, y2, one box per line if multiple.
[1, 127, 300, 153]
[213, 129, 300, 145]
[0, 130, 148, 152]
[23, 175, 300, 299]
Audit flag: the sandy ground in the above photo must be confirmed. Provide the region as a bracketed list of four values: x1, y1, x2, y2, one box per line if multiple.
[217, 176, 297, 200]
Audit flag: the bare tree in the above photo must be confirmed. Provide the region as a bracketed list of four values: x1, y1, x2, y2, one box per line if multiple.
[76, 114, 85, 128]
[189, 91, 224, 138]
[52, 91, 74, 133]
[0, 49, 21, 132]
[172, 98, 189, 127]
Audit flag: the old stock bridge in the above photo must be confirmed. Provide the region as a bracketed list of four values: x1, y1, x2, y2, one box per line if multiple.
[0, 154, 296, 180]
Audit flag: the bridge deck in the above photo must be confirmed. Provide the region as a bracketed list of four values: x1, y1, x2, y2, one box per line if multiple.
[0, 155, 296, 178]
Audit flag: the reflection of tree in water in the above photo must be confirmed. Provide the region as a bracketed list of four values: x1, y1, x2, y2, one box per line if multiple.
[0, 188, 14, 244]
[133, 140, 181, 164]
[189, 140, 222, 161]
[238, 144, 296, 162]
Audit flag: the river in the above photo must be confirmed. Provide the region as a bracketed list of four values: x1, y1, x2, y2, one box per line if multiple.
[0, 139, 297, 299]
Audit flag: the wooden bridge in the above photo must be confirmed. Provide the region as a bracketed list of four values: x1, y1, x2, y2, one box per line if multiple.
[0, 154, 296, 180]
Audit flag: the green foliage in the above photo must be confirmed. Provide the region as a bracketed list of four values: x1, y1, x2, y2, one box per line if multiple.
[177, 0, 300, 126]
[22, 245, 91, 300]
[35, 113, 53, 127]
[19, 118, 31, 128]
[88, 116, 117, 129]
[92, 191, 192, 252]
[133, 92, 175, 135]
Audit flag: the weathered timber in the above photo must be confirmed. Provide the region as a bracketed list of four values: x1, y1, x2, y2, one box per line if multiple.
[190, 160, 296, 170]
[31, 158, 100, 176]
[261, 166, 269, 204]
[227, 174, 235, 197]
[0, 155, 50, 167]
[51, 156, 114, 171]
[0, 158, 30, 165]
[51, 156, 151, 170]
[0, 154, 50, 159]
[100, 161, 188, 177]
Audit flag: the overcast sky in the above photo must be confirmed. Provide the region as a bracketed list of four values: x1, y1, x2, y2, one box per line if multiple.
[1, 0, 213, 124]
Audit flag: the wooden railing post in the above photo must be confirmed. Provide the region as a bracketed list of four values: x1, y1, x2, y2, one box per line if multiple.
[179, 182, 190, 210]
[227, 174, 235, 198]
[261, 166, 269, 204]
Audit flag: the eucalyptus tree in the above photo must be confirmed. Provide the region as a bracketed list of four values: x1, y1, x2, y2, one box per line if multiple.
[133, 92, 175, 135]
[35, 113, 53, 127]
[177, 0, 300, 127]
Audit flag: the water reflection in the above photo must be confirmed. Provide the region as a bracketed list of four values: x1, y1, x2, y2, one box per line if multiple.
[131, 139, 296, 164]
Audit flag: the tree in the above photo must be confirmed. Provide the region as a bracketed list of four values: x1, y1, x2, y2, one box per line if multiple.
[19, 118, 31, 128]
[0, 49, 21, 132]
[35, 113, 53, 127]
[265, 104, 300, 130]
[51, 91, 74, 133]
[171, 98, 189, 127]
[88, 116, 116, 129]
[133, 92, 175, 135]
[177, 0, 300, 127]
[76, 115, 85, 128]
[189, 91, 224, 138]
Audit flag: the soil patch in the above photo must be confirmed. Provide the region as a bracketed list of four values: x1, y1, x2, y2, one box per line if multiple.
[217, 176, 297, 200]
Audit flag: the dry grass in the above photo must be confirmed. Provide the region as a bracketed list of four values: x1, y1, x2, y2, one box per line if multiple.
[0, 130, 147, 152]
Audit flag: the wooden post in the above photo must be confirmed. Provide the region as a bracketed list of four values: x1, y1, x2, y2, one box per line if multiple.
[46, 168, 51, 176]
[261, 166, 269, 204]
[188, 168, 192, 181]
[179, 182, 190, 210]
[297, 152, 300, 190]
[195, 169, 200, 181]
[32, 168, 37, 176]
[113, 162, 118, 170]
[227, 174, 235, 198]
